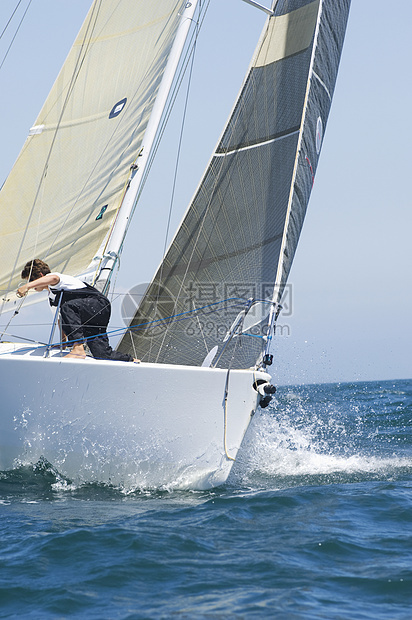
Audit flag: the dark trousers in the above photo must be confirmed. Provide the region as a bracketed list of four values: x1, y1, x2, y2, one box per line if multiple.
[60, 295, 133, 362]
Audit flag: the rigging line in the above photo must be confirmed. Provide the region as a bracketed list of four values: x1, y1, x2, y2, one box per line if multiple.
[2, 0, 102, 311]
[0, 330, 48, 346]
[0, 296, 26, 341]
[127, 1, 209, 362]
[150, 6, 200, 356]
[126, 298, 247, 332]
[129, 0, 210, 218]
[152, 22, 262, 361]
[160, 23, 198, 278]
[128, 329, 138, 360]
[186, 10, 274, 361]
[191, 298, 209, 354]
[45, 293, 62, 357]
[176, 2, 271, 263]
[127, 1, 270, 363]
[118, 0, 211, 260]
[7, 294, 243, 354]
[31, 296, 246, 360]
[0, 0, 31, 323]
[109, 10, 211, 349]
[0, 0, 31, 73]
[222, 312, 246, 461]
[45, 286, 130, 351]
[0, 0, 23, 41]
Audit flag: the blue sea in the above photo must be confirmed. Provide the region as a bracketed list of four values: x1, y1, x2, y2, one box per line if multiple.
[1, 379, 411, 619]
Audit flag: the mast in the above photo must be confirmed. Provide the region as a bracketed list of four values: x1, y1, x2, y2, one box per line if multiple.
[94, 0, 199, 293]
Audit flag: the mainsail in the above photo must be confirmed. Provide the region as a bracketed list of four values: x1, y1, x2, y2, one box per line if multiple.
[118, 0, 351, 368]
[0, 0, 191, 305]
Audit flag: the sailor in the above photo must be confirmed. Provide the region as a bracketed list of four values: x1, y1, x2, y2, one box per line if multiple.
[17, 259, 139, 362]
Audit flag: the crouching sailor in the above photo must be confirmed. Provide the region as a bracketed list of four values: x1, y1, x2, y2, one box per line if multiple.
[17, 259, 139, 362]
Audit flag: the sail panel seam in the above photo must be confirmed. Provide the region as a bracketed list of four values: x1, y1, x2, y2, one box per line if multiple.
[214, 128, 300, 157]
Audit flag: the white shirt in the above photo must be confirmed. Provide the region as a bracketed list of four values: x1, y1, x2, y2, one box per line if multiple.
[48, 272, 87, 291]
[48, 272, 87, 305]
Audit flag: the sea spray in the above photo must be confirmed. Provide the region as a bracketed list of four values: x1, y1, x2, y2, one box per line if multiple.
[230, 380, 412, 488]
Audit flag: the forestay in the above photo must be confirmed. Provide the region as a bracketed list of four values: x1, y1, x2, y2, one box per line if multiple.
[0, 0, 185, 306]
[118, 0, 351, 369]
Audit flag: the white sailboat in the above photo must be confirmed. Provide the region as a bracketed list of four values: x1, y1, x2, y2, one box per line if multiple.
[0, 0, 351, 489]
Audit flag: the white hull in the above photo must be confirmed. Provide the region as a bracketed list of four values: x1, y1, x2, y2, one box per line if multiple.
[0, 343, 270, 490]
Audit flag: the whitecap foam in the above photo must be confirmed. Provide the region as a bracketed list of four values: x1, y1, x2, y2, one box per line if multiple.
[231, 398, 412, 487]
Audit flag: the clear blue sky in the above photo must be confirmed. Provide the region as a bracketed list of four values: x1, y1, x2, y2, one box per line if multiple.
[0, 1, 410, 385]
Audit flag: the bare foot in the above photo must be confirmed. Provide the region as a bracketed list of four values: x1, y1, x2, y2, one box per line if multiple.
[133, 358, 141, 363]
[65, 344, 86, 359]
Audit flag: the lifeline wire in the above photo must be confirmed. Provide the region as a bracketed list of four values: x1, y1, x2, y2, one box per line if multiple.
[0, 295, 268, 356]
[151, 41, 199, 358]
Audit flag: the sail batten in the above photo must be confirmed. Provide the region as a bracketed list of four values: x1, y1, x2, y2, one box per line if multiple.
[215, 127, 301, 156]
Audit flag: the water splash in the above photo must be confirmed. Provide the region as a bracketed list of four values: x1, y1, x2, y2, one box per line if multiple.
[230, 381, 412, 488]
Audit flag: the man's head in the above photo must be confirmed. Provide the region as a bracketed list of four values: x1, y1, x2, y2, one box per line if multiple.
[21, 259, 51, 282]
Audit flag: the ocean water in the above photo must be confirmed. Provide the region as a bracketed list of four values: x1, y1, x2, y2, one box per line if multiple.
[1, 378, 411, 619]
